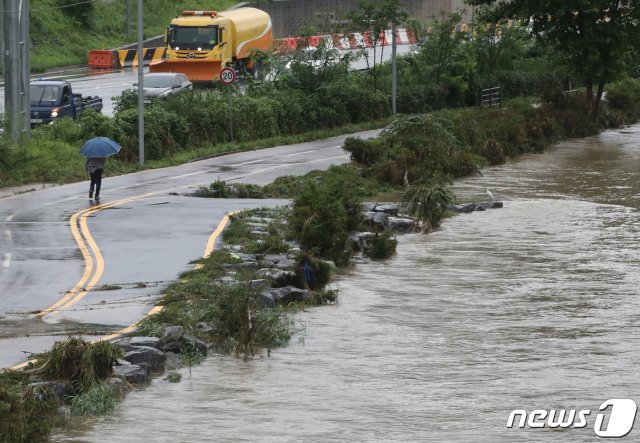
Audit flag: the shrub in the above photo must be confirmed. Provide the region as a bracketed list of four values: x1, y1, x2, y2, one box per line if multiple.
[115, 106, 188, 161]
[363, 231, 398, 259]
[196, 179, 230, 198]
[180, 343, 206, 375]
[251, 307, 295, 353]
[290, 181, 351, 265]
[402, 174, 455, 230]
[483, 138, 506, 165]
[0, 372, 60, 442]
[343, 137, 384, 166]
[35, 337, 123, 392]
[112, 89, 138, 114]
[295, 255, 335, 289]
[233, 96, 282, 141]
[166, 372, 182, 383]
[79, 109, 119, 140]
[71, 381, 119, 416]
[307, 288, 339, 304]
[262, 175, 305, 197]
[46, 117, 83, 144]
[603, 77, 640, 124]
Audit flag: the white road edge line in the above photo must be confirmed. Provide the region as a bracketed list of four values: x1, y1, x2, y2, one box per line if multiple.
[2, 253, 10, 268]
[4, 214, 15, 222]
[168, 170, 211, 180]
[3, 230, 11, 241]
[228, 159, 265, 167]
[282, 149, 316, 157]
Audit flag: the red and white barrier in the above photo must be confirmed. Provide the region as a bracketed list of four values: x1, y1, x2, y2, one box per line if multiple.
[276, 28, 417, 52]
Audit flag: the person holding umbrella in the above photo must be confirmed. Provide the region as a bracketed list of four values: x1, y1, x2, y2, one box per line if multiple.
[85, 156, 106, 200]
[80, 137, 121, 201]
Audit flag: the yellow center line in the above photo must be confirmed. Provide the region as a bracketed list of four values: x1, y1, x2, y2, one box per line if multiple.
[8, 149, 346, 370]
[91, 210, 234, 343]
[36, 208, 94, 317]
[10, 203, 236, 371]
[39, 193, 155, 318]
[198, 212, 235, 268]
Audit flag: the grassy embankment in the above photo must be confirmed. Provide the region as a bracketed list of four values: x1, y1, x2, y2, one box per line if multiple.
[27, 0, 237, 72]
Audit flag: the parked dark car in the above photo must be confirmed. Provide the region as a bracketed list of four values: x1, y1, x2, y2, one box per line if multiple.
[30, 80, 103, 125]
[136, 73, 192, 104]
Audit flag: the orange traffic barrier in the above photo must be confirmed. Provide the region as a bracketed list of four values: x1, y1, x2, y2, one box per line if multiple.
[88, 50, 116, 69]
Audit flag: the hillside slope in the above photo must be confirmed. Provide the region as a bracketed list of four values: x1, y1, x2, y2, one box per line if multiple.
[25, 0, 236, 72]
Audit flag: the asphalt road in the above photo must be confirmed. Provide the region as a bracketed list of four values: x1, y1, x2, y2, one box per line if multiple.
[0, 130, 381, 369]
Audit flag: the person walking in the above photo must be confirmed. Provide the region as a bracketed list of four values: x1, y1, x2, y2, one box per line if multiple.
[80, 137, 121, 201]
[84, 156, 106, 201]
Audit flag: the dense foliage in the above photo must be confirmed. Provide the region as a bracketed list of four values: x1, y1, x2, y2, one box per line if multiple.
[0, 371, 60, 443]
[468, 1, 640, 120]
[5, 8, 640, 186]
[35, 337, 123, 392]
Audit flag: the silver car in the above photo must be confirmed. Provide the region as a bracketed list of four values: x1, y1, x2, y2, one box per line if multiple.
[137, 73, 192, 103]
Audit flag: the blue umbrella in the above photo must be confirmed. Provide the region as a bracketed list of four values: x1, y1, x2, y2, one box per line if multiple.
[80, 137, 121, 157]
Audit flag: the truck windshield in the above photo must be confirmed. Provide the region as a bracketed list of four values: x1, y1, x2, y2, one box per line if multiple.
[168, 26, 218, 50]
[30, 85, 60, 105]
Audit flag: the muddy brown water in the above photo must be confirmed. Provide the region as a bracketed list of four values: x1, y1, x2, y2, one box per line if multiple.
[53, 125, 640, 442]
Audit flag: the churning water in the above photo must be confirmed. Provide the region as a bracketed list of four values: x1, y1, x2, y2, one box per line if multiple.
[54, 125, 640, 442]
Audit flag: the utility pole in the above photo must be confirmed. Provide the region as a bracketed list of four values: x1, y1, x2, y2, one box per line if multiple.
[391, 21, 397, 114]
[0, 0, 4, 78]
[3, 0, 30, 143]
[137, 0, 144, 167]
[126, 0, 130, 39]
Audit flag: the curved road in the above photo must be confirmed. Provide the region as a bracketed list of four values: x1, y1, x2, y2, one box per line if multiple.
[0, 130, 380, 369]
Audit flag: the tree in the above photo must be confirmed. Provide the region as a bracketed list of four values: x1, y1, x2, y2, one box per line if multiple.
[468, 0, 640, 121]
[398, 14, 476, 110]
[347, 0, 408, 91]
[471, 16, 533, 77]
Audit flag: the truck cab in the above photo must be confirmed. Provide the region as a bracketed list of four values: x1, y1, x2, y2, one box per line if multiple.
[30, 80, 103, 125]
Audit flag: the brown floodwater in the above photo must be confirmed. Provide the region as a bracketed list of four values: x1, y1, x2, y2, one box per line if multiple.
[53, 125, 640, 442]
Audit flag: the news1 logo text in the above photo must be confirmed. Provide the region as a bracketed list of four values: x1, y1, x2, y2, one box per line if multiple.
[507, 399, 637, 438]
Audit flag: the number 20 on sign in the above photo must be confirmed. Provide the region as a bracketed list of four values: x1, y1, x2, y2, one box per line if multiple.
[220, 67, 236, 85]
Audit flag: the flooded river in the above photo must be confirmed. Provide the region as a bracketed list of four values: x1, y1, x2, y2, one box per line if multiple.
[54, 125, 640, 442]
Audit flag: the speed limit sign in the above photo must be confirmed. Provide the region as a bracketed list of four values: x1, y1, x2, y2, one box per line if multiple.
[220, 67, 236, 85]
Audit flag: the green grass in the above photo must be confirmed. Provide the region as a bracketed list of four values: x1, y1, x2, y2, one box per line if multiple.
[70, 381, 119, 416]
[26, 0, 238, 72]
[0, 119, 388, 189]
[34, 337, 123, 392]
[165, 372, 182, 383]
[136, 245, 298, 358]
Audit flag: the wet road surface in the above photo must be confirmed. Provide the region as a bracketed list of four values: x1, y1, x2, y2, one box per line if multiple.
[0, 130, 379, 368]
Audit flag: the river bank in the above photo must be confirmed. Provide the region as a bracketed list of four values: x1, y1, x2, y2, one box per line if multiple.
[5, 91, 640, 440]
[51, 123, 640, 442]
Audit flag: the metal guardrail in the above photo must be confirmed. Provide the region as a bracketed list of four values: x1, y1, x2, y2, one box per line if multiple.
[481, 86, 501, 108]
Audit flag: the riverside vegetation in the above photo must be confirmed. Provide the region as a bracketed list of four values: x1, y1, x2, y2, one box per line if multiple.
[4, 11, 640, 188]
[4, 8, 640, 442]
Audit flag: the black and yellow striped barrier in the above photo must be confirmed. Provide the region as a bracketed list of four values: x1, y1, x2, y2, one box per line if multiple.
[116, 47, 166, 68]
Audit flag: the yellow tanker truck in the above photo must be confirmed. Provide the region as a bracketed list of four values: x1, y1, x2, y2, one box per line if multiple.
[150, 7, 273, 83]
